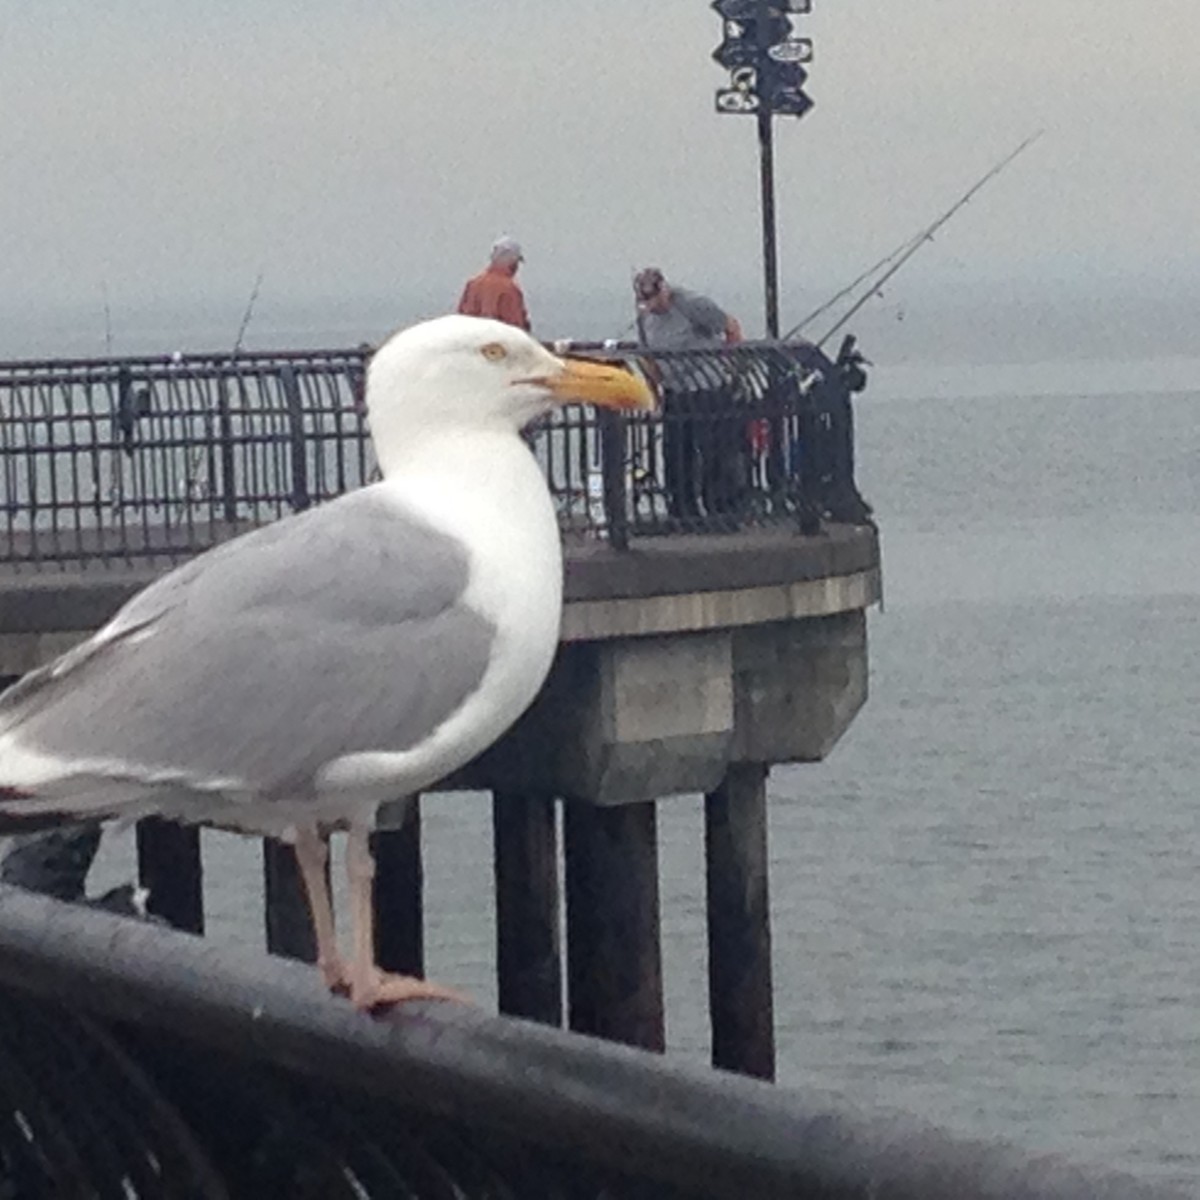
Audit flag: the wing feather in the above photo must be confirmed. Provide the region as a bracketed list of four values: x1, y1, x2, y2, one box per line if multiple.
[0, 487, 496, 804]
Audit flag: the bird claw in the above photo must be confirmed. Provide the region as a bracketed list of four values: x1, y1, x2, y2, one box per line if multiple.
[349, 969, 470, 1013]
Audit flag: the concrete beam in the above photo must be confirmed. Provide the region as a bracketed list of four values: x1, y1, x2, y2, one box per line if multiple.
[731, 611, 869, 764]
[0, 567, 879, 676]
[458, 610, 870, 801]
[0, 525, 878, 649]
[461, 631, 735, 805]
[561, 568, 878, 642]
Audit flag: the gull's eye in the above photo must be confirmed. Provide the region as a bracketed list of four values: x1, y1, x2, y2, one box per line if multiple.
[480, 342, 508, 363]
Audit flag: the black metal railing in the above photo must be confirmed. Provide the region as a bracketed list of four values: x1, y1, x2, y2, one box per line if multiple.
[0, 339, 871, 567]
[0, 886, 1186, 1200]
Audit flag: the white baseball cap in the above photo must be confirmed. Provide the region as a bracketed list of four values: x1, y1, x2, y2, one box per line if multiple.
[490, 235, 524, 263]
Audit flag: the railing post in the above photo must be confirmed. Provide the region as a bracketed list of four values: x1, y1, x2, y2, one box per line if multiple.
[114, 365, 133, 458]
[216, 374, 237, 526]
[705, 763, 775, 1080]
[279, 365, 310, 512]
[564, 800, 664, 1051]
[135, 818, 204, 935]
[598, 409, 630, 551]
[493, 791, 562, 1026]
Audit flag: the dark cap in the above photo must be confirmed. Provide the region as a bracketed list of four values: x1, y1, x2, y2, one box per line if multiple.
[633, 268, 665, 301]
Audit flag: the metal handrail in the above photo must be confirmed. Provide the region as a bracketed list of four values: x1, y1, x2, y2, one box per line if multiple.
[0, 885, 1184, 1200]
[1, 340, 872, 567]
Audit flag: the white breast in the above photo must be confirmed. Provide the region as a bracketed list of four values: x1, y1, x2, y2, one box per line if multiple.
[316, 431, 564, 804]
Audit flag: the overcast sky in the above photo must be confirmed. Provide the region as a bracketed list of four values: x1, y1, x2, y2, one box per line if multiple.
[1, 0, 1197, 366]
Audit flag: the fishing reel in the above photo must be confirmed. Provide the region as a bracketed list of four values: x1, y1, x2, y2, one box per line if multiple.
[834, 334, 869, 395]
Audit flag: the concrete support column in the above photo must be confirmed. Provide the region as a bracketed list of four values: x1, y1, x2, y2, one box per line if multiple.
[372, 797, 423, 977]
[493, 791, 562, 1026]
[705, 763, 774, 1080]
[263, 837, 317, 962]
[135, 818, 204, 935]
[564, 801, 664, 1051]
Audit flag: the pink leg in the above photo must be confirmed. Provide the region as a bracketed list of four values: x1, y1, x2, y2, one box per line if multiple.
[345, 825, 468, 1011]
[293, 826, 350, 993]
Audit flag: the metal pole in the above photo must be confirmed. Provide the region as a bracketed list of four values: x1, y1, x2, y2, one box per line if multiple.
[756, 107, 780, 339]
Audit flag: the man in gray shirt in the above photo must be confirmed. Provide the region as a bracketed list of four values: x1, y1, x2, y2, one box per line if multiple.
[634, 268, 742, 349]
[633, 268, 745, 521]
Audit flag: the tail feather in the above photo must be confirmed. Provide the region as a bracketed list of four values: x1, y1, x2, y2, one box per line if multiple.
[0, 777, 168, 832]
[0, 792, 126, 834]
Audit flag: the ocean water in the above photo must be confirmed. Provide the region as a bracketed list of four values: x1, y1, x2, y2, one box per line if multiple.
[760, 386, 1200, 1183]
[84, 380, 1200, 1186]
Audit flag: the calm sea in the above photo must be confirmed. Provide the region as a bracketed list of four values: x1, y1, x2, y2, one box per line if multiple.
[87, 376, 1200, 1186]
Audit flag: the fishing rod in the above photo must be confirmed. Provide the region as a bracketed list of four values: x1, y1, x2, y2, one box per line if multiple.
[100, 281, 123, 510]
[101, 281, 114, 356]
[783, 231, 922, 341]
[797, 130, 1045, 351]
[231, 268, 265, 357]
[178, 269, 266, 515]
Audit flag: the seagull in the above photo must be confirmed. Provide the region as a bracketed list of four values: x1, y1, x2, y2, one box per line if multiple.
[0, 315, 655, 1009]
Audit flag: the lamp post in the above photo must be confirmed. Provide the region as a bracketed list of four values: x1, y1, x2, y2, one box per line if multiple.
[756, 104, 779, 338]
[712, 0, 814, 339]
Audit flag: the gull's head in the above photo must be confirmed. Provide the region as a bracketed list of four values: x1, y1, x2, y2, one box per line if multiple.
[365, 315, 655, 468]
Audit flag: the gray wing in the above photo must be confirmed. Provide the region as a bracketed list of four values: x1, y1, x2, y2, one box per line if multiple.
[1, 488, 496, 799]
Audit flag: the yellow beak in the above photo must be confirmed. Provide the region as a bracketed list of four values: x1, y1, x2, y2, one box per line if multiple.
[539, 356, 657, 412]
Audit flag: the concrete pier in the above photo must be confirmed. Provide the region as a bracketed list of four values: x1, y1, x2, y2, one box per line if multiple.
[0, 527, 878, 791]
[1, 523, 879, 1077]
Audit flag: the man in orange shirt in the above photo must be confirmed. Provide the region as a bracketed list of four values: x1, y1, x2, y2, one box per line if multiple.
[456, 236, 531, 331]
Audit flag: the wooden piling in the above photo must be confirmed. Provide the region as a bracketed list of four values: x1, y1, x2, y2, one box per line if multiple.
[564, 801, 664, 1052]
[135, 818, 203, 934]
[493, 792, 562, 1025]
[371, 797, 424, 977]
[704, 763, 775, 1080]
